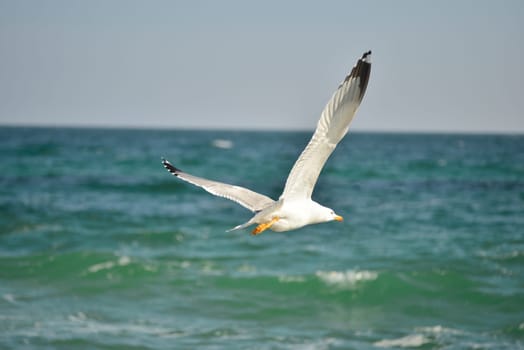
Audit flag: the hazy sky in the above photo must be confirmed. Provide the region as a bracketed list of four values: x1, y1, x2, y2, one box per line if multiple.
[1, 0, 523, 133]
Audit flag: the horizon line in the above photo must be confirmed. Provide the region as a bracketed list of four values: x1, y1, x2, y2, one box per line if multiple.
[1, 121, 523, 136]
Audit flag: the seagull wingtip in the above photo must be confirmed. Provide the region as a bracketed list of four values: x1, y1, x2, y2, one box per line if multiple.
[362, 50, 372, 63]
[161, 157, 182, 175]
[161, 158, 173, 167]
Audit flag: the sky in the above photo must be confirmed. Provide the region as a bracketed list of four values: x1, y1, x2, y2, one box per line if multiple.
[0, 0, 523, 133]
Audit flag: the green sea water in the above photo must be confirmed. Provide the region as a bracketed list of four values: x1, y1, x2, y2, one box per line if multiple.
[1, 127, 523, 349]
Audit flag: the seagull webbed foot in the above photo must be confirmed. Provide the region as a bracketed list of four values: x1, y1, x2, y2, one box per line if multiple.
[252, 216, 280, 235]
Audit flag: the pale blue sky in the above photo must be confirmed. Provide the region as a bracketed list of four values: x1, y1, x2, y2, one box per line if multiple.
[1, 0, 523, 133]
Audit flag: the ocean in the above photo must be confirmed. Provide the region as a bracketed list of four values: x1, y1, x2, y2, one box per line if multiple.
[0, 126, 523, 349]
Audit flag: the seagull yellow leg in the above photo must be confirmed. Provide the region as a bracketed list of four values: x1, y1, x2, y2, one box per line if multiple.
[252, 216, 280, 235]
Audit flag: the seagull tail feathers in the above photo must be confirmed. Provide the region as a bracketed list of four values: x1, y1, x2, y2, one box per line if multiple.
[226, 220, 253, 232]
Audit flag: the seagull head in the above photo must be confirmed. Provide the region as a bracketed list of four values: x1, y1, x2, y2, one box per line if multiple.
[330, 210, 344, 223]
[316, 205, 343, 223]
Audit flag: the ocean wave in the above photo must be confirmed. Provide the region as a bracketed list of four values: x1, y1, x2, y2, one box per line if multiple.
[212, 139, 234, 149]
[315, 269, 378, 288]
[374, 325, 468, 349]
[278, 275, 306, 283]
[2, 293, 16, 304]
[65, 311, 172, 337]
[374, 334, 429, 348]
[375, 325, 524, 350]
[477, 249, 524, 261]
[87, 256, 131, 273]
[415, 325, 463, 335]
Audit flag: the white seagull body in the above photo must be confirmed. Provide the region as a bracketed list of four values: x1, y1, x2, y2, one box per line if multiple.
[163, 51, 371, 234]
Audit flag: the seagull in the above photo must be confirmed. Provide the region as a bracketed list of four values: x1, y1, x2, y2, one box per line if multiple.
[162, 51, 371, 235]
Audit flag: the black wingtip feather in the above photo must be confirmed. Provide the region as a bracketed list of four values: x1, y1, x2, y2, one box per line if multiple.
[345, 50, 371, 100]
[161, 158, 181, 176]
[339, 50, 372, 96]
[356, 51, 371, 99]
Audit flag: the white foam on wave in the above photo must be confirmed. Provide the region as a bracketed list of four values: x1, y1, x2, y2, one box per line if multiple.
[2, 293, 16, 304]
[374, 334, 429, 348]
[237, 263, 257, 273]
[315, 269, 378, 288]
[212, 139, 234, 149]
[415, 325, 463, 335]
[478, 249, 524, 261]
[287, 336, 341, 350]
[66, 312, 171, 337]
[87, 256, 131, 273]
[374, 325, 465, 348]
[68, 312, 87, 322]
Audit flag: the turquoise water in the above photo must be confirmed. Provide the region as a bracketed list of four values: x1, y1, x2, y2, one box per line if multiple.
[1, 127, 523, 349]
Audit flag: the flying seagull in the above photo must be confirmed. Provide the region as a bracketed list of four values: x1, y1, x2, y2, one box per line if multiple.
[163, 51, 371, 235]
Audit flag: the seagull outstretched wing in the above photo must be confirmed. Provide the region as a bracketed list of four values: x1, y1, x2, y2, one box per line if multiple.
[281, 51, 371, 200]
[162, 158, 275, 212]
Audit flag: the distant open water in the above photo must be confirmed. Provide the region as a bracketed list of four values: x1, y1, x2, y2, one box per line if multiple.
[1, 127, 523, 349]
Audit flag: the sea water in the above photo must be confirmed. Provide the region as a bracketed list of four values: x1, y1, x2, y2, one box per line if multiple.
[1, 127, 523, 349]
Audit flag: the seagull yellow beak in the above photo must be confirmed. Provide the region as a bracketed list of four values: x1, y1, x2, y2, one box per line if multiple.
[334, 215, 344, 222]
